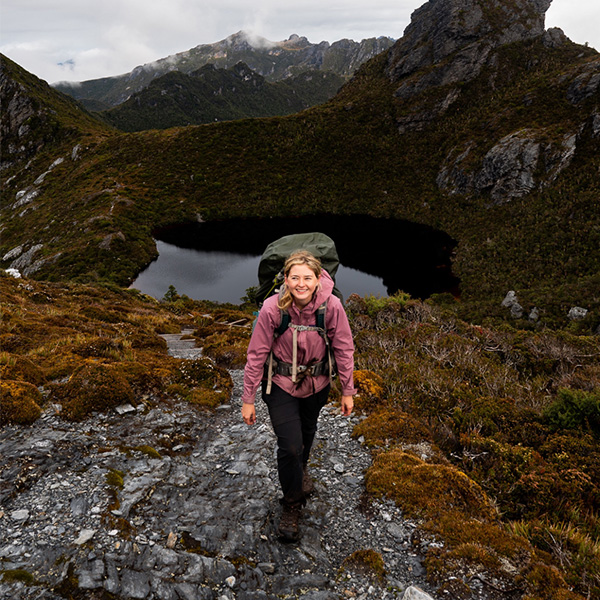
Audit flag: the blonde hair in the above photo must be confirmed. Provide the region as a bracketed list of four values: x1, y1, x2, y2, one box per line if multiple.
[278, 250, 322, 311]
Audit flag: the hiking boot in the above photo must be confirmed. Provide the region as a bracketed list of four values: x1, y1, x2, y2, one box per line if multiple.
[302, 465, 315, 496]
[277, 504, 302, 542]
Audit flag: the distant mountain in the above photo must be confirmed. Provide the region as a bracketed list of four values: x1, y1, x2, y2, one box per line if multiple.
[99, 62, 345, 132]
[54, 32, 395, 108]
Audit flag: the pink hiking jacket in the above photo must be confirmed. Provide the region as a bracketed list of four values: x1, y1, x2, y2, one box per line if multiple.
[242, 270, 356, 404]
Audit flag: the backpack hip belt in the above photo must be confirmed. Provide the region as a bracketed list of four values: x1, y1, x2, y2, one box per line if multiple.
[265, 356, 331, 378]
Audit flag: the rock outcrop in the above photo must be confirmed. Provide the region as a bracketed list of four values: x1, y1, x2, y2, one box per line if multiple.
[436, 129, 580, 203]
[381, 0, 599, 205]
[386, 0, 552, 97]
[0, 61, 46, 171]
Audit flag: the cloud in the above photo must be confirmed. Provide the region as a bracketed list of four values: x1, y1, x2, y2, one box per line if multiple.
[1, 0, 598, 84]
[546, 0, 600, 49]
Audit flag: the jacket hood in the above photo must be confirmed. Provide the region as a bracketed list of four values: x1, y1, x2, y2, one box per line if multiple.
[314, 269, 334, 307]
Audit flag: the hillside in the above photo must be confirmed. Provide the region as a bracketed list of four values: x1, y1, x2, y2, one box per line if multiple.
[1, 0, 599, 331]
[100, 62, 345, 132]
[54, 32, 394, 109]
[0, 55, 112, 173]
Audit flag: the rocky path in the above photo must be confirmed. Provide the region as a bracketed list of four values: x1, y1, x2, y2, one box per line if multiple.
[0, 331, 440, 600]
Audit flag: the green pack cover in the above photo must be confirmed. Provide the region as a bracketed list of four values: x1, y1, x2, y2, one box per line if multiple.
[255, 232, 342, 305]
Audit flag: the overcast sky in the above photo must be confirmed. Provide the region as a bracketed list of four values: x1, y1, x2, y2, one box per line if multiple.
[1, 0, 598, 85]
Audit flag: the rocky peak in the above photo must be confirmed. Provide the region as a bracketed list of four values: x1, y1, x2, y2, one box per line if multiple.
[386, 0, 553, 91]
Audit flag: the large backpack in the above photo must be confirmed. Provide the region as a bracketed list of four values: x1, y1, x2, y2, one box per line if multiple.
[254, 232, 340, 392]
[255, 232, 343, 306]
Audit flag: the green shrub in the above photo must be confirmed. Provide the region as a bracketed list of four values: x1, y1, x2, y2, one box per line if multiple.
[544, 388, 600, 437]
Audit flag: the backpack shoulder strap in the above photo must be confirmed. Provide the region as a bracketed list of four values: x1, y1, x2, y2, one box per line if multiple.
[315, 301, 327, 330]
[276, 301, 327, 336]
[275, 309, 290, 337]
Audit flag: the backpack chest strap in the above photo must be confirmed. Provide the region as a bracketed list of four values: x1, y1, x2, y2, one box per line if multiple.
[288, 323, 327, 383]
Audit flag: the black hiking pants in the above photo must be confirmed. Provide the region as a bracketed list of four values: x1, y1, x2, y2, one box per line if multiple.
[262, 382, 330, 507]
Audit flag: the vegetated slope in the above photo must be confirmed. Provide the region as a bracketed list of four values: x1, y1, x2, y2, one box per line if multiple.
[100, 62, 345, 132]
[1, 0, 599, 329]
[54, 32, 394, 109]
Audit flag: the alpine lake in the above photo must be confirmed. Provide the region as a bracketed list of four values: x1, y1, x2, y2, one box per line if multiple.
[130, 215, 460, 304]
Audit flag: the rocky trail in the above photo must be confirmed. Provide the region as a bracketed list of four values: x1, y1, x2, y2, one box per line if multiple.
[0, 331, 443, 600]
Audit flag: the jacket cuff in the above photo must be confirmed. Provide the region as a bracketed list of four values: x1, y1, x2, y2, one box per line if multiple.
[242, 397, 255, 405]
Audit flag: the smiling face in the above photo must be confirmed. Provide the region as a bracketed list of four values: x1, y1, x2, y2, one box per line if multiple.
[285, 264, 320, 308]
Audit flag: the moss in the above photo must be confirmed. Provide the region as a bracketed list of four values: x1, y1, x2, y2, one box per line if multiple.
[0, 380, 42, 425]
[0, 353, 46, 386]
[1, 568, 35, 584]
[352, 370, 385, 413]
[193, 321, 251, 369]
[106, 469, 125, 488]
[340, 549, 386, 582]
[187, 387, 227, 409]
[352, 409, 432, 447]
[134, 445, 162, 460]
[55, 363, 135, 421]
[365, 449, 495, 521]
[170, 358, 233, 407]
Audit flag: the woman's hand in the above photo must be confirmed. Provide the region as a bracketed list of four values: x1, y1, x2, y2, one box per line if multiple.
[341, 395, 354, 416]
[242, 403, 256, 425]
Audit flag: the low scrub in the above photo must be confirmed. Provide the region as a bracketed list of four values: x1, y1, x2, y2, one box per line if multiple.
[348, 294, 600, 598]
[0, 274, 247, 425]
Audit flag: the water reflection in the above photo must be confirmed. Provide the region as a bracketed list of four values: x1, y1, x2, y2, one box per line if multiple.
[131, 240, 387, 303]
[130, 215, 460, 303]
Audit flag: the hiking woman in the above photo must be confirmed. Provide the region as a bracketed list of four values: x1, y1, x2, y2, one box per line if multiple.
[241, 250, 356, 541]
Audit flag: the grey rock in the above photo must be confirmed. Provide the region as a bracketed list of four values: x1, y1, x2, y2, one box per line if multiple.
[403, 586, 435, 600]
[501, 291, 523, 318]
[10, 509, 29, 521]
[474, 132, 540, 202]
[386, 0, 551, 101]
[174, 582, 201, 600]
[9, 244, 43, 272]
[2, 245, 23, 261]
[119, 569, 151, 599]
[568, 306, 588, 320]
[74, 529, 96, 545]
[542, 27, 568, 48]
[567, 60, 600, 105]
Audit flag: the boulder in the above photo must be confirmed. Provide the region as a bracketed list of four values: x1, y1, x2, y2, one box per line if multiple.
[501, 290, 524, 318]
[568, 306, 588, 320]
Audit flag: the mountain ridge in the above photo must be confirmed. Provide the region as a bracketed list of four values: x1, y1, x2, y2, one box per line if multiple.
[1, 0, 598, 328]
[98, 62, 346, 131]
[53, 31, 395, 108]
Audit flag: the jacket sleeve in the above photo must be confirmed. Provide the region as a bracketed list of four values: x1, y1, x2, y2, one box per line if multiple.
[327, 298, 357, 397]
[241, 303, 277, 404]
